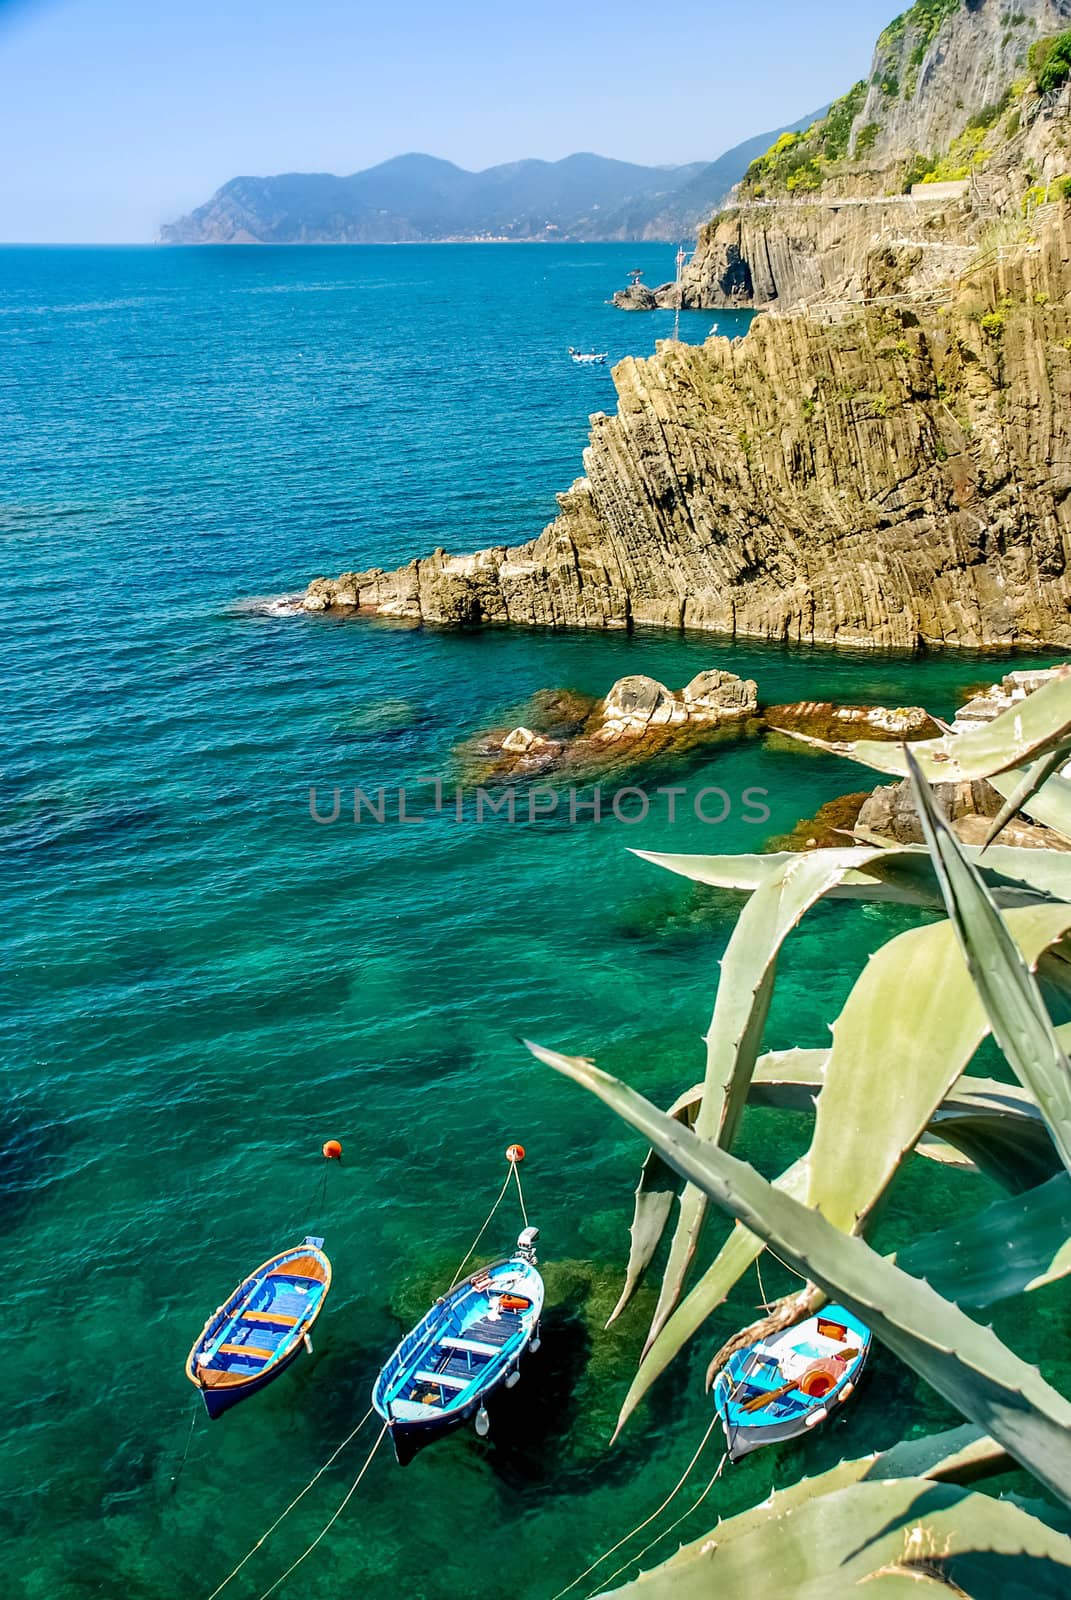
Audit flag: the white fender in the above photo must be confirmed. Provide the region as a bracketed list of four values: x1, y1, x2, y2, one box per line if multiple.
[804, 1407, 828, 1428]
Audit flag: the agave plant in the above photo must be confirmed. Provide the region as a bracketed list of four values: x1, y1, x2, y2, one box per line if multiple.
[528, 671, 1071, 1593]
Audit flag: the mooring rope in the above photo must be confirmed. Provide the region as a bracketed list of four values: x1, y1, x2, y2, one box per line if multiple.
[548, 1413, 721, 1600]
[171, 1400, 200, 1492]
[448, 1166, 515, 1289]
[512, 1155, 530, 1231]
[583, 1449, 729, 1598]
[204, 1407, 375, 1600]
[254, 1424, 389, 1600]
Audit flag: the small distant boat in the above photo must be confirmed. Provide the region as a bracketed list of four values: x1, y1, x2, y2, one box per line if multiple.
[186, 1237, 332, 1419]
[712, 1304, 870, 1461]
[568, 347, 608, 365]
[373, 1227, 544, 1465]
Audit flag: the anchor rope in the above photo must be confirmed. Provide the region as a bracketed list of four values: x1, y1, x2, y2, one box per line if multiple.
[171, 1400, 200, 1491]
[511, 1156, 529, 1231]
[208, 1152, 527, 1600]
[254, 1424, 388, 1600]
[204, 1406, 375, 1600]
[583, 1449, 729, 1598]
[448, 1165, 515, 1289]
[755, 1253, 770, 1312]
[548, 1413, 720, 1600]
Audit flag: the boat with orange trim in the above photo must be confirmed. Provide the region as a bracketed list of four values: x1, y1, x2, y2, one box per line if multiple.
[185, 1237, 331, 1418]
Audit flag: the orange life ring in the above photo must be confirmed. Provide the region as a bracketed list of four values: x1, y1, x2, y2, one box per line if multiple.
[800, 1358, 846, 1399]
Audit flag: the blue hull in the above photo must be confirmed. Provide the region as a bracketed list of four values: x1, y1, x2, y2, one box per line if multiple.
[199, 1341, 305, 1418]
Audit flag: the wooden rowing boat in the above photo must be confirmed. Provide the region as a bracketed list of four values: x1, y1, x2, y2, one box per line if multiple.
[373, 1227, 543, 1465]
[712, 1304, 871, 1461]
[185, 1237, 331, 1418]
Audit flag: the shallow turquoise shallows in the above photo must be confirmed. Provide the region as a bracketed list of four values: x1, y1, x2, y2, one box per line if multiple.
[2, 244, 1062, 1599]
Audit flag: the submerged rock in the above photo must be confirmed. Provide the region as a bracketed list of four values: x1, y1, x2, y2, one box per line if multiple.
[767, 701, 941, 744]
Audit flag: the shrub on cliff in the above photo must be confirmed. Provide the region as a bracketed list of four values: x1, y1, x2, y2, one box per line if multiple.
[1032, 30, 1071, 94]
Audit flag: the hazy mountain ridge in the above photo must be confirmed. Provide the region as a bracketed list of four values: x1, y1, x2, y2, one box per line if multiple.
[158, 131, 820, 244]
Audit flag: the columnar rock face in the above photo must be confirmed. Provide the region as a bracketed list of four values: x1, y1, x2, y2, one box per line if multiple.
[673, 201, 977, 311]
[305, 212, 1071, 649]
[854, 0, 1071, 172]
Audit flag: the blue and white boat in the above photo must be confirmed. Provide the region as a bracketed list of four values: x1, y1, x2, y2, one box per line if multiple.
[185, 1237, 331, 1418]
[712, 1304, 870, 1461]
[373, 1227, 544, 1465]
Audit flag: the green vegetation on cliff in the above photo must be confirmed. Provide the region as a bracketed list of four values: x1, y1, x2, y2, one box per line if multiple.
[1033, 30, 1071, 93]
[742, 81, 867, 194]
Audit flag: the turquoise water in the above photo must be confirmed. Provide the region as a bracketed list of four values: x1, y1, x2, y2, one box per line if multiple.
[1, 244, 1058, 1600]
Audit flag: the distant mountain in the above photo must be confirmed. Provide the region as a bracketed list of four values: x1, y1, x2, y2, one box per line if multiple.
[157, 129, 822, 245]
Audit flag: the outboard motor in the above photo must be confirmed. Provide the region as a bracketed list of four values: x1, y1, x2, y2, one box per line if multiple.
[516, 1226, 540, 1264]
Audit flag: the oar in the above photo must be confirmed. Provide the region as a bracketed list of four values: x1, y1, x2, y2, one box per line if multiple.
[740, 1379, 797, 1413]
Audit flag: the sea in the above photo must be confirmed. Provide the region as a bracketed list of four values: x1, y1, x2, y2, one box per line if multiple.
[1, 242, 1059, 1600]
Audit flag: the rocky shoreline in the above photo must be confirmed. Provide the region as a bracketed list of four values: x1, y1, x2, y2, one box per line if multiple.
[454, 661, 1068, 854]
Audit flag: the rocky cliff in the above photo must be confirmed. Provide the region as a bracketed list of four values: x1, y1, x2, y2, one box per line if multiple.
[304, 208, 1071, 649]
[627, 0, 1071, 314]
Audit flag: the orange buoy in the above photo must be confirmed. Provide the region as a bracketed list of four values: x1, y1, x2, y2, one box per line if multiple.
[322, 1139, 343, 1161]
[505, 1143, 526, 1164]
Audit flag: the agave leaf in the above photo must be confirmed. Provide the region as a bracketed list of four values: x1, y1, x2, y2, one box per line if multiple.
[643, 849, 882, 1349]
[804, 903, 1071, 1228]
[927, 1084, 1062, 1193]
[608, 1084, 702, 1325]
[634, 842, 1071, 909]
[773, 669, 1071, 785]
[617, 917, 1070, 1435]
[528, 1041, 1071, 1507]
[612, 1156, 810, 1437]
[907, 751, 1071, 1175]
[899, 1171, 1071, 1306]
[870, 1424, 1012, 1485]
[989, 764, 1071, 842]
[984, 748, 1071, 848]
[751, 1059, 1062, 1193]
[600, 1476, 1071, 1597]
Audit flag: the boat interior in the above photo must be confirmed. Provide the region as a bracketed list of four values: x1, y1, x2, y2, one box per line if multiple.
[195, 1250, 327, 1387]
[720, 1311, 867, 1423]
[381, 1265, 540, 1423]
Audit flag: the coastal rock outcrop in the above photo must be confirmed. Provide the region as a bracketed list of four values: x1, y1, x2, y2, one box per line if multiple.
[305, 207, 1071, 649]
[856, 775, 1071, 850]
[461, 669, 758, 780]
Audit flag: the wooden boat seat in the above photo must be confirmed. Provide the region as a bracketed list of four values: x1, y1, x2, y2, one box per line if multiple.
[441, 1336, 498, 1357]
[218, 1341, 274, 1361]
[415, 1369, 469, 1390]
[464, 1318, 515, 1346]
[242, 1310, 299, 1327]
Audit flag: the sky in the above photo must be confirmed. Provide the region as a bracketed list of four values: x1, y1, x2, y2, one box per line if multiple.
[0, 0, 898, 242]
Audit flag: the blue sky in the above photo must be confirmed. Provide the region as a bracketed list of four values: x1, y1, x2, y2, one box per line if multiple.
[0, 0, 898, 241]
